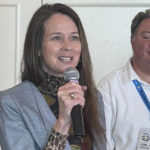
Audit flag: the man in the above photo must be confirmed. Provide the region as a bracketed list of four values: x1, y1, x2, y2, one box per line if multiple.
[98, 9, 150, 150]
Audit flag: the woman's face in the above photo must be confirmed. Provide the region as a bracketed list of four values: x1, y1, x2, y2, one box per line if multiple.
[42, 13, 81, 77]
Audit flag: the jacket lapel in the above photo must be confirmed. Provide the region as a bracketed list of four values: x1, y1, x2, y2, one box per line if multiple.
[30, 82, 56, 132]
[29, 81, 71, 150]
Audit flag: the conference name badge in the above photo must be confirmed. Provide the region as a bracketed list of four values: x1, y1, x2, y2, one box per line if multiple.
[137, 129, 150, 150]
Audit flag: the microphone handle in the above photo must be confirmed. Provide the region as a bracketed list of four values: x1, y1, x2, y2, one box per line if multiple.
[69, 79, 85, 137]
[71, 104, 85, 137]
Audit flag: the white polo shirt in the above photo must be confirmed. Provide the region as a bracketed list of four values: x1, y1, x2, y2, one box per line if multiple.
[98, 59, 150, 150]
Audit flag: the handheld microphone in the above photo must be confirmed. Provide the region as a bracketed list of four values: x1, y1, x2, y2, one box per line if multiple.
[64, 67, 85, 137]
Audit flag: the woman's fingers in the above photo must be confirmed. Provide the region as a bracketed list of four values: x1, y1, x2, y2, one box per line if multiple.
[81, 85, 87, 92]
[57, 82, 87, 116]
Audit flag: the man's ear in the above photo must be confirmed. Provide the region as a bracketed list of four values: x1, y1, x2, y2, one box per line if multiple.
[131, 36, 136, 51]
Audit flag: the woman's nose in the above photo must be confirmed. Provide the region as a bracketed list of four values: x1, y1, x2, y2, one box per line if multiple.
[62, 39, 72, 51]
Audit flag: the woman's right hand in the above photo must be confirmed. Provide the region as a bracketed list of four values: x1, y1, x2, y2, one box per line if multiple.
[54, 81, 87, 135]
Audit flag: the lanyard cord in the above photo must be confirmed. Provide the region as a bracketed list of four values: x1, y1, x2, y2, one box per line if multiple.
[133, 80, 150, 112]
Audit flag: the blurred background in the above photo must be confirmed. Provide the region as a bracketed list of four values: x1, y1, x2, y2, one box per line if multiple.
[0, 0, 150, 91]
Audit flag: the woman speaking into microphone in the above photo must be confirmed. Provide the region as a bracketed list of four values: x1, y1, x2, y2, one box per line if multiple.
[0, 3, 106, 150]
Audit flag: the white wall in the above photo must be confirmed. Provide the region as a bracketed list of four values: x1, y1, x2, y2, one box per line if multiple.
[0, 0, 41, 91]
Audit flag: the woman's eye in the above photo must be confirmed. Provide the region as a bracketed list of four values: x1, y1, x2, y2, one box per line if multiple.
[52, 36, 61, 40]
[71, 36, 79, 41]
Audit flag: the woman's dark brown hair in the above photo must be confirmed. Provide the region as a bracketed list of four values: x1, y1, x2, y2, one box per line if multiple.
[21, 3, 105, 149]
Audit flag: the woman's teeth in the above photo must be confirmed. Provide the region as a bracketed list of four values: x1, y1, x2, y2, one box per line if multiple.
[59, 56, 72, 62]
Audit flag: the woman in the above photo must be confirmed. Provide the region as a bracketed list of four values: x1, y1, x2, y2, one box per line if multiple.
[0, 3, 106, 150]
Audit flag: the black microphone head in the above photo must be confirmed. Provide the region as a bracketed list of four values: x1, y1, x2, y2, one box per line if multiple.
[64, 67, 79, 81]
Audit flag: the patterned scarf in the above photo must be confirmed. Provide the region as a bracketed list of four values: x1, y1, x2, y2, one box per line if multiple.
[38, 72, 67, 97]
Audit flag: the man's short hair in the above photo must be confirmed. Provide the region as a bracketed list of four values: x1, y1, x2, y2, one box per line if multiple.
[131, 9, 150, 37]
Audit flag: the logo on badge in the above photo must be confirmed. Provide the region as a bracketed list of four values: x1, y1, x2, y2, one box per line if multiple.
[142, 133, 150, 142]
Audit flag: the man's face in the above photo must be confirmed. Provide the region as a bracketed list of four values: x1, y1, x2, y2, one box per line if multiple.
[131, 18, 150, 66]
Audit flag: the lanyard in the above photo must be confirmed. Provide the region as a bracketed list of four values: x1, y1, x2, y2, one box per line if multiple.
[133, 79, 150, 112]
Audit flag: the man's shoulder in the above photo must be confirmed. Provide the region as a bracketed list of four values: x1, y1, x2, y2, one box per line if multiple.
[98, 65, 126, 88]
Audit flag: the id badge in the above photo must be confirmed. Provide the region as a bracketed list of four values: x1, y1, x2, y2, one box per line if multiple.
[137, 129, 150, 150]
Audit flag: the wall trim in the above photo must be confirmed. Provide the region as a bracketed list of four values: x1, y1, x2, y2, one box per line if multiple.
[43, 0, 150, 6]
[0, 0, 20, 6]
[66, 3, 150, 7]
[0, 1, 21, 84]
[15, 2, 21, 84]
